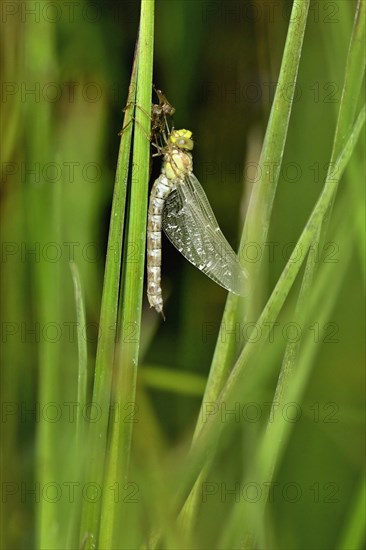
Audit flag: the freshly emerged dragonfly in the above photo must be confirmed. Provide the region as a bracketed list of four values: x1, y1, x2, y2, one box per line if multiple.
[147, 129, 247, 317]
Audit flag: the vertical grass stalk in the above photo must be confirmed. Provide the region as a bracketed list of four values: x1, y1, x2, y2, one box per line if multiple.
[98, 1, 155, 547]
[79, 37, 138, 550]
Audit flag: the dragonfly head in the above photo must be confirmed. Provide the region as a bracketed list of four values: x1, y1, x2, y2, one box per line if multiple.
[169, 129, 194, 151]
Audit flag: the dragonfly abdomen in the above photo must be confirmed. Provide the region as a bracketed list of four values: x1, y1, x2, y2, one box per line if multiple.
[147, 174, 174, 316]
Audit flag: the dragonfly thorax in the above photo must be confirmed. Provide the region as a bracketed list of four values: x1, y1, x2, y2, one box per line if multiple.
[163, 147, 192, 180]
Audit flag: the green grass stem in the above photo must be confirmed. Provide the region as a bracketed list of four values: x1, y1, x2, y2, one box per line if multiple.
[79, 35, 138, 550]
[98, 1, 155, 547]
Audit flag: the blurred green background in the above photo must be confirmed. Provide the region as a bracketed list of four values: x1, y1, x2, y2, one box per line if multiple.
[1, 0, 364, 548]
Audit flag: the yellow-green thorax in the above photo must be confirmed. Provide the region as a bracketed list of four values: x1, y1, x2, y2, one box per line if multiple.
[164, 129, 194, 180]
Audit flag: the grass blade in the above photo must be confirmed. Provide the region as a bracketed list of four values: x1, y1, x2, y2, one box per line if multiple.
[79, 37, 138, 550]
[66, 262, 88, 547]
[69, 262, 88, 444]
[98, 1, 155, 547]
[336, 472, 366, 550]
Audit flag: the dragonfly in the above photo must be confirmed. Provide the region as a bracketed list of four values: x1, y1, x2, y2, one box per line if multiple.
[147, 128, 247, 318]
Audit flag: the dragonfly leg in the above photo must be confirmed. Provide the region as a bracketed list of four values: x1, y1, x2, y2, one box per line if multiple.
[118, 113, 151, 141]
[119, 99, 152, 139]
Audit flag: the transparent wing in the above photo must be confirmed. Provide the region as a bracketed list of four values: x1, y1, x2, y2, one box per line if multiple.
[162, 173, 247, 295]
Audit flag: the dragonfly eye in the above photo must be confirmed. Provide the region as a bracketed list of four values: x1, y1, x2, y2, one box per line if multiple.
[169, 129, 194, 150]
[177, 137, 194, 151]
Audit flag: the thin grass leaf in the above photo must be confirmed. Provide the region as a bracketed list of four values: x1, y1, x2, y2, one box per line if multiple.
[66, 262, 88, 548]
[139, 365, 206, 396]
[24, 20, 62, 550]
[348, 147, 365, 274]
[331, 0, 365, 160]
[336, 472, 366, 550]
[317, 0, 365, 249]
[69, 261, 88, 442]
[79, 38, 138, 550]
[98, 1, 155, 547]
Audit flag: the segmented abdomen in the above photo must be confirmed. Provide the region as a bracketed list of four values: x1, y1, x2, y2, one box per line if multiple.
[147, 174, 174, 316]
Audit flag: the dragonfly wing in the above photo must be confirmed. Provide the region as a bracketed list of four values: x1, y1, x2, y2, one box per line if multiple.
[162, 174, 247, 295]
